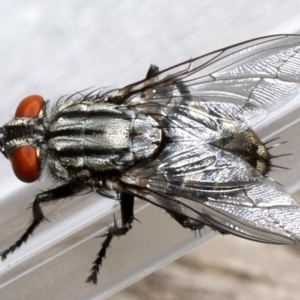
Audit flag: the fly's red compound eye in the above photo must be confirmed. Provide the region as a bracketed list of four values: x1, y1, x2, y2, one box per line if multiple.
[11, 146, 39, 182]
[15, 95, 44, 118]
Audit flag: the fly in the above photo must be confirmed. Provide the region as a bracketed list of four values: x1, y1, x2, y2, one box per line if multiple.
[1, 34, 300, 284]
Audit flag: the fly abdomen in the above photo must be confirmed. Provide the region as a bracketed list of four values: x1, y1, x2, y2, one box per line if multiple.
[47, 101, 162, 181]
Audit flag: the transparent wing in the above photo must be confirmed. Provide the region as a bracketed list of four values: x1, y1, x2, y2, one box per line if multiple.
[119, 143, 300, 244]
[111, 34, 300, 130]
[109, 35, 300, 244]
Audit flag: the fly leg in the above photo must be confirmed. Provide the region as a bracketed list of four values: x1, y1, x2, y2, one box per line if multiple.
[168, 211, 205, 231]
[176, 81, 191, 97]
[145, 64, 191, 97]
[169, 211, 230, 235]
[86, 193, 134, 284]
[145, 64, 159, 79]
[0, 183, 83, 260]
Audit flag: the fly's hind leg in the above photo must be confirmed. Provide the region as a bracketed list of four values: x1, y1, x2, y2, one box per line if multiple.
[176, 82, 191, 97]
[86, 193, 135, 284]
[168, 211, 205, 231]
[168, 211, 230, 236]
[145, 64, 159, 79]
[0, 183, 83, 260]
[145, 64, 191, 97]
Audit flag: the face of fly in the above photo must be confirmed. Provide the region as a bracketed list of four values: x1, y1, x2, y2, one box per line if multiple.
[0, 95, 46, 183]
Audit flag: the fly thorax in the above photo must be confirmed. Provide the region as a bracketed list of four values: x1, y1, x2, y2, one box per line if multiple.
[131, 114, 162, 160]
[47, 101, 162, 181]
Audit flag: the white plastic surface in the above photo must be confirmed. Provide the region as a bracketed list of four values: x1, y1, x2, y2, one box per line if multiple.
[1, 1, 300, 300]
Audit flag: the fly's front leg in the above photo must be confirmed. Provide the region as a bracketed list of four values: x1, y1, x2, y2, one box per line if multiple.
[0, 183, 83, 260]
[86, 193, 135, 284]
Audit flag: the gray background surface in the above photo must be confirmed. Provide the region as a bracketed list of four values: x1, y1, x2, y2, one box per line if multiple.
[1, 1, 300, 299]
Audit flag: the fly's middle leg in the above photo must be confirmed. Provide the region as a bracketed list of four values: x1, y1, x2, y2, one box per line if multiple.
[0, 183, 83, 260]
[86, 193, 135, 284]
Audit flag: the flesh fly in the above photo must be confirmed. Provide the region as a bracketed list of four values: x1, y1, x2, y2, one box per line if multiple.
[1, 34, 300, 284]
